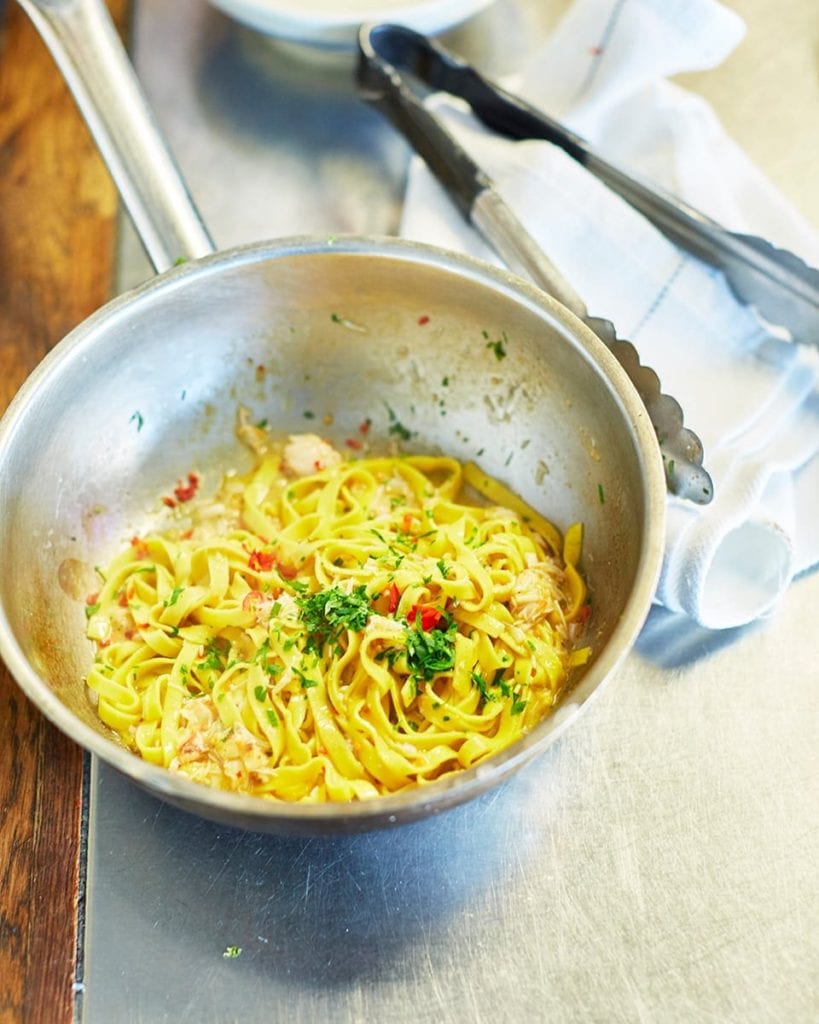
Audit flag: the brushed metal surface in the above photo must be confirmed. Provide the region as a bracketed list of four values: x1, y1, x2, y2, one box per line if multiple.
[77, 0, 819, 1021]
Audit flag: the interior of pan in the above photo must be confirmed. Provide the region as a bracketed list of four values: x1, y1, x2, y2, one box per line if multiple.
[0, 237, 665, 833]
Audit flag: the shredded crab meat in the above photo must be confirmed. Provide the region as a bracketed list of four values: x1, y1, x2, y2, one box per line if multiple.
[221, 723, 271, 784]
[236, 406, 270, 457]
[366, 613, 405, 635]
[172, 696, 272, 787]
[241, 589, 284, 625]
[510, 556, 566, 624]
[271, 592, 299, 622]
[488, 505, 519, 521]
[367, 473, 416, 517]
[174, 696, 218, 764]
[282, 433, 342, 477]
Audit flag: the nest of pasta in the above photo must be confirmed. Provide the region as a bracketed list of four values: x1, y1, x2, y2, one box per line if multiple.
[85, 424, 590, 802]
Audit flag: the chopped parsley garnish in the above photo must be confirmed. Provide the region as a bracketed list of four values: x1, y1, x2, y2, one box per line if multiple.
[255, 634, 284, 675]
[254, 685, 266, 702]
[492, 669, 512, 698]
[384, 402, 413, 442]
[303, 410, 315, 420]
[484, 330, 508, 360]
[84, 603, 100, 619]
[266, 709, 278, 726]
[510, 695, 527, 715]
[403, 616, 456, 681]
[222, 946, 242, 959]
[129, 410, 144, 432]
[389, 419, 412, 442]
[374, 647, 401, 668]
[164, 585, 184, 608]
[597, 483, 606, 505]
[436, 559, 450, 579]
[293, 665, 319, 689]
[296, 585, 371, 655]
[198, 637, 230, 672]
[278, 571, 308, 592]
[471, 670, 496, 704]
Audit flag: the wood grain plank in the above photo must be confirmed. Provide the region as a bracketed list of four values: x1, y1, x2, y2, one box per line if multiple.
[0, 3, 128, 1022]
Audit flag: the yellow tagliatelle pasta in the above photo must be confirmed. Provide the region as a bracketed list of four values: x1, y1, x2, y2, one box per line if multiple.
[85, 431, 591, 803]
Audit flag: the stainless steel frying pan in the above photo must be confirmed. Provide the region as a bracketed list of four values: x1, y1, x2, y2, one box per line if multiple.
[0, 0, 665, 835]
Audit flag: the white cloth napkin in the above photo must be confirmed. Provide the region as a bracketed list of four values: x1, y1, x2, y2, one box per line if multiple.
[400, 0, 819, 630]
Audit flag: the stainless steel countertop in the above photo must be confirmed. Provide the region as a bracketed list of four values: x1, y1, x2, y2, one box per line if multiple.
[81, 2, 819, 1021]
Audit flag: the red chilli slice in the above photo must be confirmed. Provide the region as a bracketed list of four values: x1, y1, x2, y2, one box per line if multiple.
[248, 550, 276, 572]
[173, 472, 200, 503]
[407, 604, 444, 631]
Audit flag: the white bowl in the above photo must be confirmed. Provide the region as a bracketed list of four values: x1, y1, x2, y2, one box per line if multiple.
[206, 0, 497, 49]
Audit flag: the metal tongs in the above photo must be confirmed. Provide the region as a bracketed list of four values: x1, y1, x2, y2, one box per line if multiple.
[357, 24, 813, 505]
[359, 25, 819, 348]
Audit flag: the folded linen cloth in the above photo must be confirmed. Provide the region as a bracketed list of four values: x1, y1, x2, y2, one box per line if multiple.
[400, 0, 819, 630]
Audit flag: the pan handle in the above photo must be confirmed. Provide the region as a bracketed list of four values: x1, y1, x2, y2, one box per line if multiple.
[16, 0, 215, 273]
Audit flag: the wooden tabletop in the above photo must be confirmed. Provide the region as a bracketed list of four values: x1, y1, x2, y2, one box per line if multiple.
[0, 4, 126, 1022]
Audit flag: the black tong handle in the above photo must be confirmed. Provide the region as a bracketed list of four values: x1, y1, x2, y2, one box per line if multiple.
[357, 24, 491, 220]
[357, 24, 592, 318]
[358, 24, 819, 347]
[359, 22, 590, 161]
